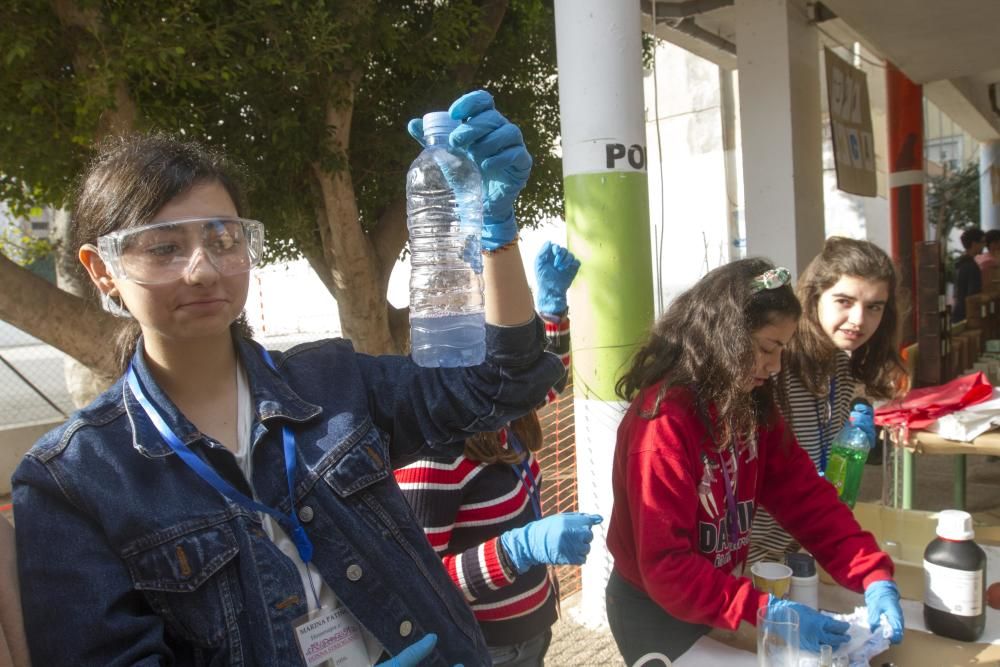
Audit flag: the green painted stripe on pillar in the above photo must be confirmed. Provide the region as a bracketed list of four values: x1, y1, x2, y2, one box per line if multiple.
[565, 171, 655, 402]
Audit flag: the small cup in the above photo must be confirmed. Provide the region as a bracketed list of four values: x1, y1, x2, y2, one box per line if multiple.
[751, 561, 793, 599]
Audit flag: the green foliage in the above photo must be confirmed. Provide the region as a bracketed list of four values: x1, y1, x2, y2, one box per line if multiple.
[0, 0, 561, 265]
[927, 160, 981, 278]
[0, 220, 56, 267]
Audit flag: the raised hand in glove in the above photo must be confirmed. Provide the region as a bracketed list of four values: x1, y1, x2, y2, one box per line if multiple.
[499, 512, 602, 574]
[864, 580, 904, 644]
[766, 597, 851, 653]
[408, 90, 531, 251]
[534, 241, 580, 316]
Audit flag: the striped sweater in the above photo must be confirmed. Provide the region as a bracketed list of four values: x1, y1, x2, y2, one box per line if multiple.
[393, 315, 570, 647]
[748, 351, 855, 564]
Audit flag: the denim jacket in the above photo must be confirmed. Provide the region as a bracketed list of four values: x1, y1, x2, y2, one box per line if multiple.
[13, 318, 564, 666]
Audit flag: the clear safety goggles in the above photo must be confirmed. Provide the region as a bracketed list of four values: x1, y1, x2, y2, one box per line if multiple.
[98, 217, 264, 285]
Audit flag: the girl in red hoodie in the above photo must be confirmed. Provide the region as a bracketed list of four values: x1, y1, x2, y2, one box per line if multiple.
[605, 258, 904, 665]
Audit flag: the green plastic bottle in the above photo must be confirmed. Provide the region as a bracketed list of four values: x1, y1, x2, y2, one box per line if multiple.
[824, 407, 873, 508]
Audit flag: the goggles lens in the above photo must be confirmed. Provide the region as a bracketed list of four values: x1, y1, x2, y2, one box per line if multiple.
[98, 217, 264, 284]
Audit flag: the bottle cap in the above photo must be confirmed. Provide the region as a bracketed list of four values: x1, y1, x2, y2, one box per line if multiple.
[785, 552, 817, 577]
[936, 509, 975, 540]
[422, 111, 459, 137]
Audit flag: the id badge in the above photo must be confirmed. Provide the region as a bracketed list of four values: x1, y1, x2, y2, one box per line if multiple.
[293, 605, 370, 667]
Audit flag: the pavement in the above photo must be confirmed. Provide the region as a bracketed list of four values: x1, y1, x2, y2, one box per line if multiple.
[547, 595, 624, 666]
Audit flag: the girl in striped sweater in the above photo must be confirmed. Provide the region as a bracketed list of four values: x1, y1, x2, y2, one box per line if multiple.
[749, 237, 907, 564]
[394, 242, 601, 667]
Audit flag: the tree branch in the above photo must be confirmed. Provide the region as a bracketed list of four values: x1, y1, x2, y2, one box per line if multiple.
[51, 0, 136, 139]
[371, 196, 407, 288]
[453, 0, 509, 86]
[0, 252, 123, 377]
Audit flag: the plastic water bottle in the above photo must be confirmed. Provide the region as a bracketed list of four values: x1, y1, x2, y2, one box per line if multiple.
[406, 111, 485, 367]
[824, 414, 872, 508]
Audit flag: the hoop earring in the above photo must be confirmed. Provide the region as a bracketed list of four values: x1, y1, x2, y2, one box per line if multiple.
[101, 292, 133, 319]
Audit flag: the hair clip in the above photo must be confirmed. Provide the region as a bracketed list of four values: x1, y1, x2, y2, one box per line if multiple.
[749, 267, 791, 294]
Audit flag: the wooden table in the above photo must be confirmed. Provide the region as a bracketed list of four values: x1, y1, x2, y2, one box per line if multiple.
[901, 430, 1000, 510]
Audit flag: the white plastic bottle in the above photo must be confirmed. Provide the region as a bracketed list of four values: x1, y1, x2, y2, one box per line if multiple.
[785, 552, 819, 610]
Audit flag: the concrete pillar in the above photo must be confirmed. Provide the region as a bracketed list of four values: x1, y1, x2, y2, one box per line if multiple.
[982, 141, 1000, 232]
[735, 0, 825, 276]
[554, 0, 654, 625]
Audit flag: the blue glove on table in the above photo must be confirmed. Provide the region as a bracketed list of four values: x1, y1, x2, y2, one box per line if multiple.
[767, 597, 851, 653]
[499, 513, 602, 574]
[534, 241, 580, 316]
[408, 90, 531, 251]
[865, 580, 904, 644]
[849, 402, 877, 448]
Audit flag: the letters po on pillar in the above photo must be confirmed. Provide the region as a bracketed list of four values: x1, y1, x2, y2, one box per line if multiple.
[605, 143, 646, 170]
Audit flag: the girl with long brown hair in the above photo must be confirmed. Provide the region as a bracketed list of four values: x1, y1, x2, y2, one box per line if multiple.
[749, 237, 906, 564]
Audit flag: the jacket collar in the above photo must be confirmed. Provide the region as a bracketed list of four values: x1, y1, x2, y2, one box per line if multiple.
[124, 336, 322, 457]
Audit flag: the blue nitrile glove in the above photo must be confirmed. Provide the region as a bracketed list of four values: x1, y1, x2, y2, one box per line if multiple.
[376, 633, 463, 667]
[376, 633, 435, 667]
[849, 403, 877, 448]
[864, 580, 904, 644]
[407, 91, 529, 250]
[534, 241, 581, 316]
[499, 512, 603, 574]
[767, 597, 851, 653]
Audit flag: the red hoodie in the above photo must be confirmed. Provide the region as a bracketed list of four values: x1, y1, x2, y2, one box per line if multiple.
[607, 385, 893, 631]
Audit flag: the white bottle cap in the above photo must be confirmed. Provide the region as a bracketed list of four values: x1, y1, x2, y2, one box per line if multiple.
[936, 509, 975, 540]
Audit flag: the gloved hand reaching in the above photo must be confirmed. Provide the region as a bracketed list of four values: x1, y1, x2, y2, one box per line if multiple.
[766, 597, 851, 653]
[534, 241, 581, 316]
[864, 580, 904, 644]
[499, 512, 602, 574]
[408, 90, 531, 251]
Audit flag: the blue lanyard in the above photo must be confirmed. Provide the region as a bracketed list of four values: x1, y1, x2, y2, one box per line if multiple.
[815, 377, 837, 476]
[125, 350, 314, 565]
[505, 430, 542, 520]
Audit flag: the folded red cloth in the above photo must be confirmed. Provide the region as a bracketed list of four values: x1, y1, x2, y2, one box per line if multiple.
[874, 372, 993, 430]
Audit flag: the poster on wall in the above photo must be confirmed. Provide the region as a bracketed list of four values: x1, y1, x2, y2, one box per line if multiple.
[825, 47, 877, 197]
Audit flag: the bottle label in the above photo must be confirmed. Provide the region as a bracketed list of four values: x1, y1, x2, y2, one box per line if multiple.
[923, 559, 983, 616]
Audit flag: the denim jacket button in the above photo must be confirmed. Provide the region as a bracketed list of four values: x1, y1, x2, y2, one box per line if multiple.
[346, 564, 363, 581]
[297, 505, 314, 523]
[399, 620, 413, 637]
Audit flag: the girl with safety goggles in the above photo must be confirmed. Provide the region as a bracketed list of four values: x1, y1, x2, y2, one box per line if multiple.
[13, 91, 560, 667]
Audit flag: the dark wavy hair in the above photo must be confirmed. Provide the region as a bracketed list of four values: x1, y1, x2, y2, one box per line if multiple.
[616, 258, 802, 449]
[782, 237, 905, 400]
[72, 133, 252, 374]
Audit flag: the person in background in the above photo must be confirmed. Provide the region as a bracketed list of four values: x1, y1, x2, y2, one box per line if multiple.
[604, 258, 904, 664]
[395, 241, 601, 667]
[13, 91, 563, 666]
[975, 228, 1000, 287]
[954, 226, 985, 322]
[749, 237, 905, 564]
